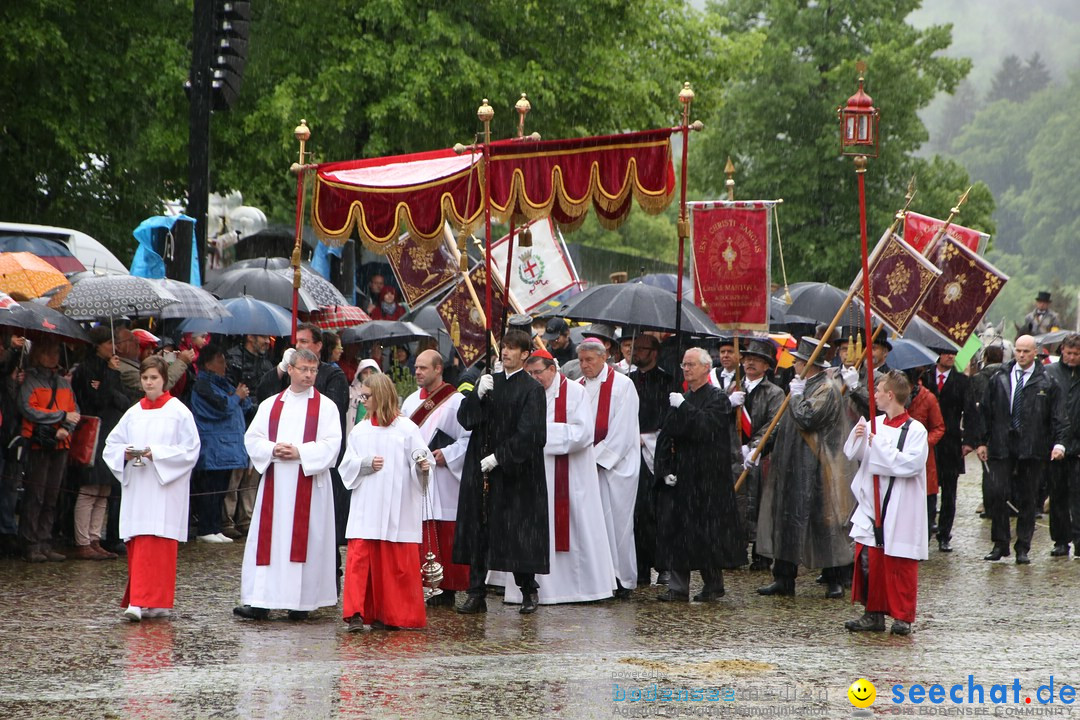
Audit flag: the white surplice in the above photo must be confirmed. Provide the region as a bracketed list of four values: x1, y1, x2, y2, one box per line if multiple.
[241, 387, 342, 611]
[581, 364, 640, 588]
[504, 376, 615, 604]
[400, 388, 470, 521]
[338, 415, 434, 542]
[104, 398, 201, 542]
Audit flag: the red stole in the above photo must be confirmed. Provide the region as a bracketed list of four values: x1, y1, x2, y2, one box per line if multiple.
[409, 382, 457, 427]
[255, 389, 322, 566]
[581, 368, 615, 445]
[554, 375, 570, 552]
[139, 391, 173, 410]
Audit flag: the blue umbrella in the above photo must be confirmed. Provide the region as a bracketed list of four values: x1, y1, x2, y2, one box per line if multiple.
[177, 295, 293, 336]
[884, 338, 939, 371]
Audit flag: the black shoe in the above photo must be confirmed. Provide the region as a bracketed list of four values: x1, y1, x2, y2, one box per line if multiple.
[844, 612, 885, 632]
[692, 588, 725, 602]
[456, 595, 487, 614]
[938, 539, 953, 553]
[1016, 551, 1031, 565]
[757, 579, 795, 596]
[825, 581, 844, 599]
[814, 573, 826, 584]
[287, 610, 310, 621]
[233, 605, 269, 620]
[748, 555, 772, 571]
[654, 570, 670, 586]
[890, 619, 913, 635]
[928, 523, 939, 537]
[1050, 544, 1070, 557]
[613, 586, 633, 600]
[983, 546, 1010, 561]
[519, 592, 539, 614]
[426, 590, 456, 607]
[656, 589, 689, 602]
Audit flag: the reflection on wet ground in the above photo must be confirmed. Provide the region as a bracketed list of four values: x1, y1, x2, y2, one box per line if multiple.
[2, 459, 1078, 718]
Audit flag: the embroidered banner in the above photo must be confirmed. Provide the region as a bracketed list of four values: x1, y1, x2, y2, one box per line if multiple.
[903, 211, 990, 255]
[436, 264, 508, 368]
[916, 236, 1009, 345]
[488, 218, 579, 313]
[852, 230, 942, 334]
[385, 226, 459, 307]
[690, 201, 774, 332]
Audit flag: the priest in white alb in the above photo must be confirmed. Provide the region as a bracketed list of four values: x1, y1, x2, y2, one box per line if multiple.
[502, 350, 614, 605]
[399, 349, 471, 608]
[234, 348, 342, 621]
[577, 339, 641, 595]
[104, 356, 201, 622]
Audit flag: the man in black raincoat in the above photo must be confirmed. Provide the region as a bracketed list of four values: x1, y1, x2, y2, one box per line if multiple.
[654, 347, 744, 602]
[453, 329, 549, 614]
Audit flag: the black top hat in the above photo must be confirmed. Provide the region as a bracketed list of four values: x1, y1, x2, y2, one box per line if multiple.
[1036, 291, 1052, 303]
[582, 323, 617, 345]
[507, 313, 536, 337]
[741, 338, 776, 367]
[542, 317, 570, 341]
[791, 337, 830, 368]
[872, 333, 893, 351]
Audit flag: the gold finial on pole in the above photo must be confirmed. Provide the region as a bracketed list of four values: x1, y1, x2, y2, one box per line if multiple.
[290, 119, 311, 174]
[724, 156, 736, 202]
[477, 99, 494, 124]
[515, 93, 531, 139]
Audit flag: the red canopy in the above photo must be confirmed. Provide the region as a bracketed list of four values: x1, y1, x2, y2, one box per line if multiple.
[312, 128, 675, 248]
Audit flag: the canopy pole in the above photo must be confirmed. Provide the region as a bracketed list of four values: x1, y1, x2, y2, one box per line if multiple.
[674, 83, 694, 370]
[478, 100, 494, 367]
[289, 119, 313, 345]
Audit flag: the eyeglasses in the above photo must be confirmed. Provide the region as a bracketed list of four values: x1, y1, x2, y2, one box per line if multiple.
[679, 362, 705, 368]
[359, 393, 373, 401]
[291, 365, 319, 375]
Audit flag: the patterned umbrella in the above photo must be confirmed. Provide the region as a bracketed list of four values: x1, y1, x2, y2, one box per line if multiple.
[0, 252, 72, 300]
[61, 274, 179, 320]
[147, 278, 231, 320]
[273, 267, 348, 308]
[310, 305, 371, 330]
[177, 296, 293, 336]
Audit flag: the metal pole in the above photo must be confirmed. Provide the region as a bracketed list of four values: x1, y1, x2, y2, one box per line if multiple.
[187, 0, 214, 285]
[675, 83, 694, 373]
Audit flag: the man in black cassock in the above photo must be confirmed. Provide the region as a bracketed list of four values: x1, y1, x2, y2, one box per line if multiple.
[453, 329, 549, 615]
[654, 347, 744, 602]
[629, 333, 671, 585]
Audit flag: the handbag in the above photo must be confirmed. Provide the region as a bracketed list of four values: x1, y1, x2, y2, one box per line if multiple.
[67, 416, 101, 467]
[30, 373, 60, 450]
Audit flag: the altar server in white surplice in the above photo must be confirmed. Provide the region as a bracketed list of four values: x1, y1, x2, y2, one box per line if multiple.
[105, 357, 201, 622]
[399, 349, 471, 607]
[502, 350, 614, 605]
[234, 349, 342, 620]
[577, 339, 640, 593]
[339, 373, 434, 630]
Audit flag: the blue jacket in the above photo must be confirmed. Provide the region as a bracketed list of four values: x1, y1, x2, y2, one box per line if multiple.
[190, 372, 252, 470]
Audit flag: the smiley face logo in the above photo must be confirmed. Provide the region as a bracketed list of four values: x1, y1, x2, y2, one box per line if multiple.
[848, 678, 876, 708]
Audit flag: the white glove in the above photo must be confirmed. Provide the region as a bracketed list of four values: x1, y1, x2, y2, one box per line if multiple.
[840, 366, 859, 391]
[741, 444, 759, 469]
[669, 392, 685, 409]
[728, 390, 746, 407]
[789, 377, 806, 396]
[480, 454, 498, 473]
[664, 474, 678, 486]
[477, 373, 494, 398]
[277, 347, 296, 373]
[492, 359, 504, 373]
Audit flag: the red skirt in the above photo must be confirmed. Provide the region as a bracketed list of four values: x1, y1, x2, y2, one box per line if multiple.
[343, 539, 426, 628]
[418, 520, 470, 592]
[851, 542, 918, 623]
[121, 536, 178, 609]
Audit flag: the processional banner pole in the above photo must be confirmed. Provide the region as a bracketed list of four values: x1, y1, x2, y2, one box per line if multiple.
[290, 119, 314, 345]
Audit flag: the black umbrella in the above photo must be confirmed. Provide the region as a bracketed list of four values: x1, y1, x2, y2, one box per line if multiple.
[555, 283, 719, 336]
[776, 282, 863, 326]
[0, 300, 90, 343]
[402, 299, 453, 359]
[341, 320, 432, 345]
[204, 266, 320, 312]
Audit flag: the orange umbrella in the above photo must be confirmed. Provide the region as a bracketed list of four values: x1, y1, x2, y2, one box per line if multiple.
[0, 252, 71, 300]
[769, 332, 797, 369]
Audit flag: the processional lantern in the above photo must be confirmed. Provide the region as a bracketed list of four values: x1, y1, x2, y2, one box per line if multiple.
[838, 65, 879, 158]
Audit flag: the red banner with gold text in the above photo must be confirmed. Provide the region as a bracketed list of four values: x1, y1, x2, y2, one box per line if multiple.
[690, 201, 774, 332]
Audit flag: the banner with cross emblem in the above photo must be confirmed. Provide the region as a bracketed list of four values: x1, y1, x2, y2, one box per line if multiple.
[488, 218, 579, 313]
[689, 200, 776, 331]
[916, 236, 1009, 345]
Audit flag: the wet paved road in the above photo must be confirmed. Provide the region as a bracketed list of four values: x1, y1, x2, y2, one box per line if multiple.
[3, 458, 1080, 719]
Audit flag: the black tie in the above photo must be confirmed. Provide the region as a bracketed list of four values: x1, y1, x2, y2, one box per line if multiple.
[1011, 369, 1025, 430]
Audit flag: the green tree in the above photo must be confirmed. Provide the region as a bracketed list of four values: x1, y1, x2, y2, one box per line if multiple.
[0, 0, 190, 262]
[689, 0, 986, 286]
[988, 55, 1026, 103]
